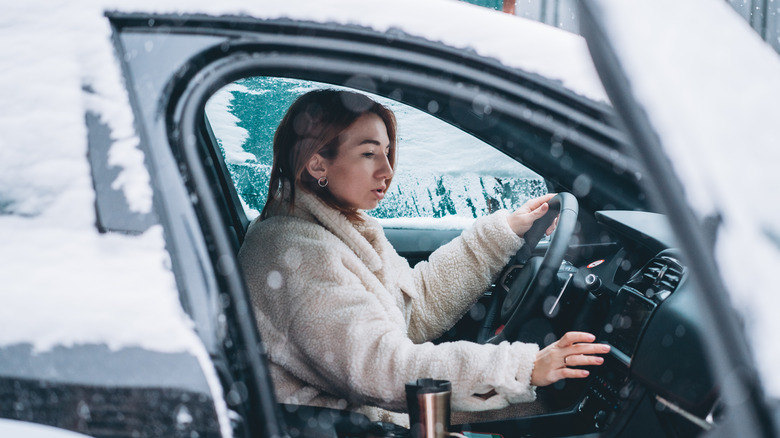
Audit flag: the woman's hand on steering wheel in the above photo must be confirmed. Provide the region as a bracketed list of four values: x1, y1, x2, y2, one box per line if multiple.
[486, 192, 576, 345]
[530, 332, 611, 387]
[507, 194, 557, 238]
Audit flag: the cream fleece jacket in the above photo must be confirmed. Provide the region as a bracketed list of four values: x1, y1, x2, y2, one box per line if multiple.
[238, 190, 539, 423]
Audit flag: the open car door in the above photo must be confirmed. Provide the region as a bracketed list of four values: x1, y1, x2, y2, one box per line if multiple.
[579, 1, 780, 437]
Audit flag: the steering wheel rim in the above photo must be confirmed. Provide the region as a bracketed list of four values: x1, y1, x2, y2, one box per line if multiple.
[487, 192, 579, 344]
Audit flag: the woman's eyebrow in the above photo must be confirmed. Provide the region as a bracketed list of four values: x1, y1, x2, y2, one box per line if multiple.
[359, 139, 389, 147]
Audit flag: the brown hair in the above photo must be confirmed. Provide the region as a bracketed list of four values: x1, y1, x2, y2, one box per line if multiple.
[260, 89, 397, 222]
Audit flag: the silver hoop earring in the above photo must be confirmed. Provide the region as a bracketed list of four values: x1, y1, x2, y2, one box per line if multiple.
[317, 176, 328, 188]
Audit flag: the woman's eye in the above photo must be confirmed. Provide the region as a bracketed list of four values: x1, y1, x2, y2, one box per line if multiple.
[363, 152, 375, 158]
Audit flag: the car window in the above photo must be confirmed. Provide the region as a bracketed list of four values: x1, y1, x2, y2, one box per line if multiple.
[205, 77, 547, 229]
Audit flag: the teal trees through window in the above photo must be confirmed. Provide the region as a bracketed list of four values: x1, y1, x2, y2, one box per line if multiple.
[205, 77, 546, 229]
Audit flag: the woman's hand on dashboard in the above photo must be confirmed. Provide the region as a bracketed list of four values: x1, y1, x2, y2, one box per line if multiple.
[506, 193, 557, 238]
[530, 331, 611, 387]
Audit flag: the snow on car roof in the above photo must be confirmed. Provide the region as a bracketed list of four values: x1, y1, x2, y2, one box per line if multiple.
[112, 0, 608, 101]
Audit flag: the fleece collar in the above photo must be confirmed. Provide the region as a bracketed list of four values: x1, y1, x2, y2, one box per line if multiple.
[288, 190, 384, 273]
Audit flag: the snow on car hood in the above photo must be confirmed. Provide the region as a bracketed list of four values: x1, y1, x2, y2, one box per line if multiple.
[0, 0, 197, 354]
[0, 419, 94, 438]
[592, 0, 780, 397]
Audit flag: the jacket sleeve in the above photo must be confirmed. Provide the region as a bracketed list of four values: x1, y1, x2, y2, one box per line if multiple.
[406, 210, 524, 343]
[241, 216, 537, 413]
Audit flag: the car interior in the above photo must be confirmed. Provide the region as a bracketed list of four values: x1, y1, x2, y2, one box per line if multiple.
[192, 72, 718, 438]
[111, 13, 724, 438]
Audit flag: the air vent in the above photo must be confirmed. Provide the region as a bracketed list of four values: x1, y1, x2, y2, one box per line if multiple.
[636, 256, 684, 300]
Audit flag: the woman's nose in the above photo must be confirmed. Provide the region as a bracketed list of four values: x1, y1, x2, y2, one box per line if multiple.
[378, 154, 393, 179]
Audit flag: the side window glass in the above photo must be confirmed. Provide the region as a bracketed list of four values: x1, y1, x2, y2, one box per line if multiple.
[205, 77, 547, 228]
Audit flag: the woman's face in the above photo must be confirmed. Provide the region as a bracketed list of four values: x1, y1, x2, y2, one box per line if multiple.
[316, 113, 393, 211]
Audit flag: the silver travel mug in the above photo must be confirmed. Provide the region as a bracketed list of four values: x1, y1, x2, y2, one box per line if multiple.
[405, 379, 452, 438]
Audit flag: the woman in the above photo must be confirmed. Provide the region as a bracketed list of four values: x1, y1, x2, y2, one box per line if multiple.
[238, 89, 609, 424]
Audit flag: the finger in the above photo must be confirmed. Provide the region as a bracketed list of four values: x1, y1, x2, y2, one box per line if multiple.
[557, 331, 596, 347]
[560, 368, 590, 379]
[545, 217, 558, 236]
[569, 342, 611, 356]
[523, 193, 555, 211]
[565, 354, 605, 367]
[529, 201, 549, 219]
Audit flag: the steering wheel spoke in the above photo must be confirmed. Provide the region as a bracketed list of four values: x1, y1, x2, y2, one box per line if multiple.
[485, 193, 579, 345]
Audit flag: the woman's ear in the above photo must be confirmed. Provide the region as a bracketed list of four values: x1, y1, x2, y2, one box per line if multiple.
[306, 153, 327, 180]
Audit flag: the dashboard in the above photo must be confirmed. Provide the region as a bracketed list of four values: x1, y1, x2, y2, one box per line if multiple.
[466, 210, 719, 438]
[569, 210, 718, 437]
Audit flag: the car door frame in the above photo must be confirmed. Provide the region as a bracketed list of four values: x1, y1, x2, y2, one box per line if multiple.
[149, 13, 649, 261]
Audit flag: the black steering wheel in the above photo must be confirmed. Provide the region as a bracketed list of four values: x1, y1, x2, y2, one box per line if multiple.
[486, 192, 578, 344]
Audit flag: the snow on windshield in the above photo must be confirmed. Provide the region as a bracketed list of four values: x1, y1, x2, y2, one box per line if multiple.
[596, 0, 780, 396]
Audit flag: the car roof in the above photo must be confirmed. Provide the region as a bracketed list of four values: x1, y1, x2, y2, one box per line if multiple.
[109, 0, 609, 101]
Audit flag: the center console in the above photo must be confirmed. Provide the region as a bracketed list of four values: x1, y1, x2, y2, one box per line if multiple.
[454, 255, 686, 438]
[573, 254, 684, 434]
